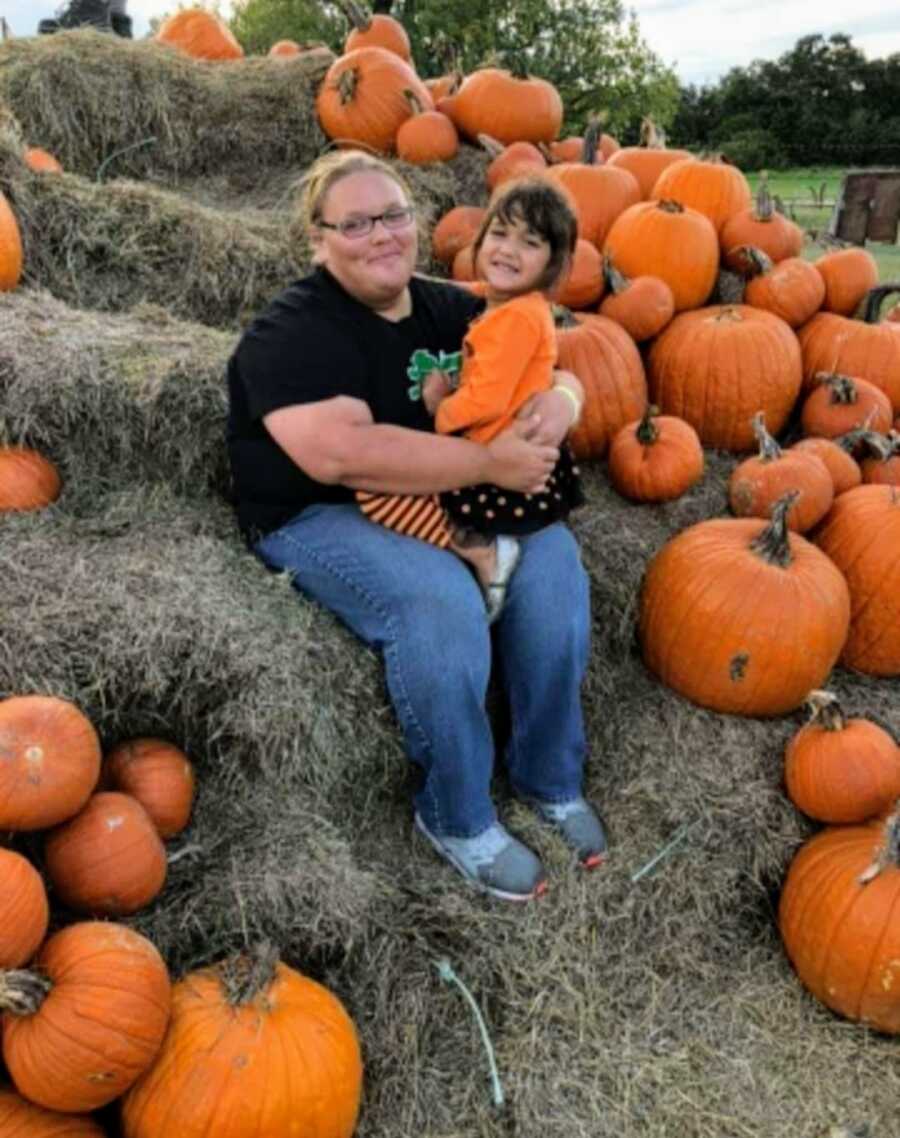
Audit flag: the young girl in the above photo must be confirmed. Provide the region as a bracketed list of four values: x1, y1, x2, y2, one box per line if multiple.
[357, 177, 584, 620]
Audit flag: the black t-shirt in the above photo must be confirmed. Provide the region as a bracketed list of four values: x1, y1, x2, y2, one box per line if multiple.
[227, 267, 482, 541]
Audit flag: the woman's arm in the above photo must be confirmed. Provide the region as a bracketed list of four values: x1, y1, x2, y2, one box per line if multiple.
[263, 396, 559, 495]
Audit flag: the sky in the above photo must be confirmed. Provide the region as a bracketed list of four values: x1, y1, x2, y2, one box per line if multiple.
[5, 0, 900, 86]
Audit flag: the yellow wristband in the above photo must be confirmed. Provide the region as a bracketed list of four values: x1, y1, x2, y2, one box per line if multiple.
[554, 383, 582, 426]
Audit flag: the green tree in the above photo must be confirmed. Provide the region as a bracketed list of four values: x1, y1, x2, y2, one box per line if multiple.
[230, 0, 344, 55]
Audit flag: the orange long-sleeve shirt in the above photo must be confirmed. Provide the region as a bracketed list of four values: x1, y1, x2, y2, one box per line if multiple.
[434, 291, 557, 444]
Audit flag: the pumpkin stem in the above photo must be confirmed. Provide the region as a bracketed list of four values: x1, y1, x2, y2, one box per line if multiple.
[754, 175, 774, 222]
[334, 0, 372, 33]
[221, 941, 280, 1006]
[603, 255, 630, 295]
[751, 411, 782, 462]
[713, 306, 744, 324]
[804, 689, 846, 732]
[859, 805, 900, 884]
[476, 133, 504, 159]
[551, 303, 579, 329]
[0, 969, 52, 1016]
[841, 428, 893, 461]
[814, 372, 860, 405]
[581, 116, 603, 166]
[729, 245, 771, 280]
[403, 88, 425, 116]
[636, 405, 660, 445]
[862, 284, 900, 324]
[657, 200, 685, 215]
[749, 492, 797, 568]
[336, 66, 359, 105]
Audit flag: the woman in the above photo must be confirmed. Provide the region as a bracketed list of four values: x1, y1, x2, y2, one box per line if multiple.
[227, 150, 606, 902]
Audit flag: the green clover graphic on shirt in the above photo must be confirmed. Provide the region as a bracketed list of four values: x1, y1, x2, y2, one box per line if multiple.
[406, 348, 462, 401]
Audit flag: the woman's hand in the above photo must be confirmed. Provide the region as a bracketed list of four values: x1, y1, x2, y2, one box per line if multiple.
[422, 369, 453, 416]
[515, 369, 584, 446]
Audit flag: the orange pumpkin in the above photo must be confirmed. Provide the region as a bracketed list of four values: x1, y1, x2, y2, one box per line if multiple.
[450, 243, 476, 282]
[339, 0, 411, 61]
[554, 239, 604, 310]
[480, 135, 546, 190]
[0, 1087, 106, 1137]
[103, 737, 196, 838]
[815, 247, 879, 317]
[720, 180, 803, 263]
[858, 429, 900, 486]
[0, 447, 62, 511]
[268, 40, 301, 58]
[431, 206, 484, 266]
[603, 199, 718, 312]
[121, 948, 362, 1138]
[1, 921, 171, 1112]
[779, 809, 900, 1033]
[791, 436, 861, 496]
[396, 93, 458, 164]
[44, 791, 167, 916]
[648, 306, 803, 451]
[24, 147, 63, 174]
[0, 189, 24, 291]
[554, 309, 647, 459]
[608, 406, 703, 502]
[814, 483, 900, 675]
[640, 495, 850, 716]
[425, 72, 463, 102]
[651, 155, 751, 233]
[0, 849, 49, 968]
[606, 118, 690, 199]
[437, 67, 562, 145]
[728, 413, 833, 532]
[599, 258, 674, 341]
[732, 247, 825, 329]
[316, 47, 432, 154]
[545, 133, 620, 164]
[785, 690, 900, 823]
[800, 372, 892, 439]
[155, 8, 244, 60]
[0, 695, 101, 831]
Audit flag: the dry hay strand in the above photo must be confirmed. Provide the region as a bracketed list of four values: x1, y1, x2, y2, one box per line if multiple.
[0, 29, 332, 186]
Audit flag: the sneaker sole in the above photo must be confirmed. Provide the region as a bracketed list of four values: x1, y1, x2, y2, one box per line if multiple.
[415, 815, 547, 903]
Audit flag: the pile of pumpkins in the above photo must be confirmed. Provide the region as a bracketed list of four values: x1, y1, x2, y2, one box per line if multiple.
[0, 694, 362, 1136]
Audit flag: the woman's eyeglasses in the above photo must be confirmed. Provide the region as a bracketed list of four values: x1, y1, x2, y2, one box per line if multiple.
[317, 206, 415, 240]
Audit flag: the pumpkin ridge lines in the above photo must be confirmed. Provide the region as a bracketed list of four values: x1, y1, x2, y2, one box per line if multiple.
[816, 855, 878, 1005]
[853, 861, 900, 1024]
[783, 843, 856, 986]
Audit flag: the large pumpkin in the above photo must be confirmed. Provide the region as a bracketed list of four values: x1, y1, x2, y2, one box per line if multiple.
[651, 155, 751, 232]
[640, 495, 850, 716]
[0, 848, 49, 968]
[554, 309, 647, 459]
[814, 483, 900, 675]
[779, 809, 900, 1033]
[316, 47, 432, 154]
[0, 447, 62, 511]
[121, 947, 362, 1138]
[0, 1087, 106, 1137]
[603, 200, 718, 312]
[155, 9, 244, 60]
[103, 736, 196, 839]
[437, 67, 562, 145]
[0, 695, 101, 830]
[1, 922, 171, 1112]
[647, 306, 803, 451]
[0, 188, 24, 291]
[606, 118, 690, 200]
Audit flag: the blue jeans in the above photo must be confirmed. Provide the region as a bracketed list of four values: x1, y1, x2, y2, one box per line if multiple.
[255, 505, 591, 838]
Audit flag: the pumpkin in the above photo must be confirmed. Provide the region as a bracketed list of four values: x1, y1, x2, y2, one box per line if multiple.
[155, 9, 244, 60]
[815, 247, 879, 316]
[450, 243, 476, 282]
[431, 206, 484, 266]
[800, 372, 892, 439]
[0, 189, 24, 291]
[545, 133, 619, 164]
[0, 695, 101, 831]
[728, 413, 833, 532]
[0, 447, 62, 511]
[121, 946, 362, 1138]
[338, 0, 411, 61]
[791, 436, 862, 496]
[425, 72, 463, 102]
[606, 118, 691, 199]
[268, 39, 300, 57]
[316, 47, 432, 154]
[554, 239, 604, 310]
[23, 147, 63, 174]
[395, 92, 458, 164]
[731, 247, 825, 329]
[720, 180, 803, 263]
[103, 737, 196, 838]
[0, 849, 48, 969]
[44, 791, 167, 916]
[640, 494, 850, 716]
[608, 406, 703, 502]
[268, 40, 331, 60]
[603, 199, 718, 312]
[544, 120, 641, 249]
[814, 483, 900, 675]
[651, 155, 752, 233]
[554, 309, 647, 459]
[599, 258, 674, 341]
[647, 306, 803, 451]
[0, 1087, 106, 1137]
[437, 66, 562, 145]
[798, 286, 900, 410]
[779, 808, 900, 1032]
[858, 429, 900, 486]
[1, 921, 171, 1112]
[785, 690, 900, 823]
[480, 135, 546, 190]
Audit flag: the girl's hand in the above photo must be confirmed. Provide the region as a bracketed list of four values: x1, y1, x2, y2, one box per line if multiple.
[422, 369, 453, 415]
[516, 381, 583, 445]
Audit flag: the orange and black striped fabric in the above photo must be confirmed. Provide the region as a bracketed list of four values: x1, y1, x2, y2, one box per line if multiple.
[356, 490, 452, 548]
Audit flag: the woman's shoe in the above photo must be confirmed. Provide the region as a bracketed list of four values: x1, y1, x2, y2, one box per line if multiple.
[415, 813, 547, 901]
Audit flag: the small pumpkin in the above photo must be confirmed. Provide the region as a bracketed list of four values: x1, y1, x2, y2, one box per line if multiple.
[856, 429, 900, 486]
[431, 206, 484, 266]
[103, 737, 196, 839]
[599, 257, 674, 341]
[554, 239, 604, 310]
[730, 246, 824, 329]
[0, 849, 49, 969]
[24, 147, 63, 174]
[450, 243, 476, 282]
[785, 690, 900, 823]
[0, 1087, 106, 1137]
[0, 695, 101, 831]
[0, 447, 62, 511]
[815, 247, 879, 317]
[545, 132, 619, 164]
[605, 117, 690, 199]
[425, 72, 463, 102]
[0, 188, 24, 291]
[337, 0, 411, 61]
[396, 91, 458, 164]
[801, 372, 892, 439]
[480, 134, 546, 190]
[608, 406, 703, 502]
[720, 179, 803, 264]
[791, 436, 861, 496]
[651, 154, 751, 233]
[1, 922, 171, 1112]
[155, 8, 244, 60]
[44, 791, 167, 916]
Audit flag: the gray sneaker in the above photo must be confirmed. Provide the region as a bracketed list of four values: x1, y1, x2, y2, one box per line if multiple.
[415, 813, 547, 901]
[525, 796, 607, 868]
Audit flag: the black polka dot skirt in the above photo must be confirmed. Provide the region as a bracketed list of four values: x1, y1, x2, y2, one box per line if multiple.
[440, 445, 585, 537]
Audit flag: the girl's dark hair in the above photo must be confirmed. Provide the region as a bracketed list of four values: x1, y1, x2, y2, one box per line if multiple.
[471, 177, 578, 293]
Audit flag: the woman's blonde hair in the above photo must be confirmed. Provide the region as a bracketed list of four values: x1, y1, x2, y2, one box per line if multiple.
[297, 149, 412, 231]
